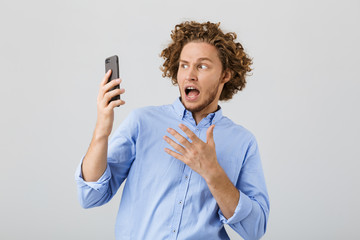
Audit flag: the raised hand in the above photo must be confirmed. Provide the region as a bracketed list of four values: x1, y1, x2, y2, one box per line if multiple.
[95, 69, 125, 138]
[163, 124, 221, 182]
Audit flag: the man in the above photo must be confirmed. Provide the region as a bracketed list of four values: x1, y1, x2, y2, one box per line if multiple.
[75, 21, 269, 240]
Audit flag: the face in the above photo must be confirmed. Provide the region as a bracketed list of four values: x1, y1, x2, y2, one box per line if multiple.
[177, 42, 230, 115]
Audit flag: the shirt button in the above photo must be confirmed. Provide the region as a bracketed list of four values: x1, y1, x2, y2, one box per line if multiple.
[179, 201, 182, 205]
[185, 175, 188, 179]
[195, 128, 199, 131]
[172, 230, 176, 233]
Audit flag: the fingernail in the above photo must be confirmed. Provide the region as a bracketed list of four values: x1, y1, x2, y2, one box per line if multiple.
[116, 79, 121, 82]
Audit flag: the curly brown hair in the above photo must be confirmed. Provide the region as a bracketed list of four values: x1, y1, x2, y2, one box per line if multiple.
[160, 21, 253, 101]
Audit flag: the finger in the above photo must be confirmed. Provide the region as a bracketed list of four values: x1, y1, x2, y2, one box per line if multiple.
[164, 148, 185, 162]
[101, 88, 124, 107]
[167, 128, 192, 148]
[206, 125, 215, 146]
[101, 69, 112, 86]
[179, 124, 201, 143]
[104, 88, 124, 103]
[163, 136, 186, 154]
[101, 78, 122, 96]
[98, 79, 121, 102]
[107, 99, 126, 109]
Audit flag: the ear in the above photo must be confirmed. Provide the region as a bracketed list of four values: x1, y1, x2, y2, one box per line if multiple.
[221, 68, 232, 84]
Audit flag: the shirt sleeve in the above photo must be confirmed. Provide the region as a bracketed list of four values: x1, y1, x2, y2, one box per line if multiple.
[74, 110, 139, 209]
[218, 136, 270, 240]
[74, 156, 112, 208]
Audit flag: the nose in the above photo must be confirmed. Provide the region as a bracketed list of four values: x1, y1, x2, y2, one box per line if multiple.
[185, 66, 197, 81]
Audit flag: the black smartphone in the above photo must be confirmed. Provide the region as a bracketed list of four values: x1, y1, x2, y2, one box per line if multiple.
[105, 55, 120, 103]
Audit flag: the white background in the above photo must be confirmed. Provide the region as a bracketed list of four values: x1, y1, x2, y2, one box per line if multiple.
[0, 0, 359, 239]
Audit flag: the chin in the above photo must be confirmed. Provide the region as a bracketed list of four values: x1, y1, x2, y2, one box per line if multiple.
[183, 100, 207, 113]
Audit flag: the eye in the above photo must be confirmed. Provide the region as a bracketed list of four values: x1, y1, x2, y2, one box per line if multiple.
[198, 64, 208, 69]
[181, 63, 189, 69]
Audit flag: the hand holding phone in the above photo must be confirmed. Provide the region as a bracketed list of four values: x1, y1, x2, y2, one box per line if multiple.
[95, 55, 125, 138]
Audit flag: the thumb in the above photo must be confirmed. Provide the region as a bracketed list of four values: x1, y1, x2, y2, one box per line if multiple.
[206, 125, 215, 146]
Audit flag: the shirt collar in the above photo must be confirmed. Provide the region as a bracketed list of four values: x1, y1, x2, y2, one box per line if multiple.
[172, 97, 223, 126]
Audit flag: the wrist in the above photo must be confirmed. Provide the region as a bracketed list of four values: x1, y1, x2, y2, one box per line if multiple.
[204, 164, 226, 187]
[94, 121, 111, 139]
[93, 127, 110, 141]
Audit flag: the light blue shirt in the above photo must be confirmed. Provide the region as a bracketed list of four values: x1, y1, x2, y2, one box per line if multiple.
[75, 98, 269, 240]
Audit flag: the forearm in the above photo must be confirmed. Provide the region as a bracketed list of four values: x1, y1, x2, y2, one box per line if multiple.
[205, 166, 240, 219]
[82, 126, 109, 182]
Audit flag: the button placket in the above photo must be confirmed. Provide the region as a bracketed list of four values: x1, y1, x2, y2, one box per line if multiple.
[168, 166, 192, 239]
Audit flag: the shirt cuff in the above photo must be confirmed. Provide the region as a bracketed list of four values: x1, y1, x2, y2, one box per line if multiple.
[74, 156, 111, 191]
[219, 189, 253, 225]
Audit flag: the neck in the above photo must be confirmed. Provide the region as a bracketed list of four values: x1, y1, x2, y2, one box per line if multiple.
[191, 104, 219, 125]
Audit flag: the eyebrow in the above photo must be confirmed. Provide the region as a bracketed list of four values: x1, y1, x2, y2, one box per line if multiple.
[179, 58, 213, 63]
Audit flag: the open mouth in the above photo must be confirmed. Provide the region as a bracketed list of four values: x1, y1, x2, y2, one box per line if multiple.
[185, 86, 200, 99]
